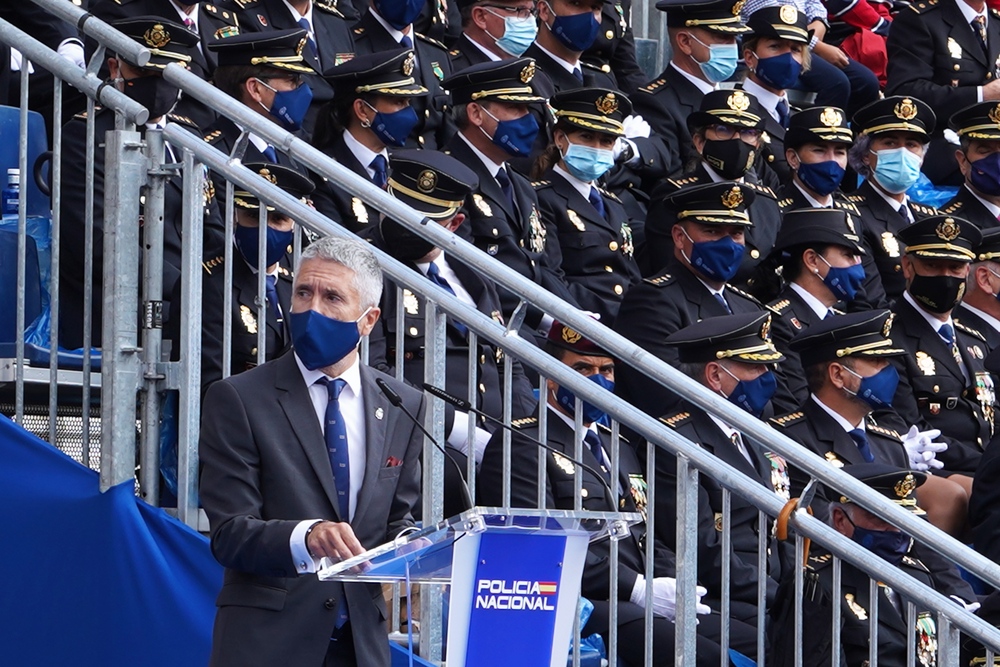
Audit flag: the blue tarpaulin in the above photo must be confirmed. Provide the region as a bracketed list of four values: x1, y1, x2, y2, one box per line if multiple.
[0, 414, 222, 666]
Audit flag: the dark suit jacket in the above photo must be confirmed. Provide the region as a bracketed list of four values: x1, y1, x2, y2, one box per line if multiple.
[200, 352, 425, 667]
[941, 183, 1000, 231]
[309, 131, 381, 233]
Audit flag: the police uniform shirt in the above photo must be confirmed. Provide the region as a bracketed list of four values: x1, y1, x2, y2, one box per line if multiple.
[370, 8, 419, 55]
[957, 302, 1000, 350]
[279, 0, 316, 50]
[872, 183, 916, 224]
[546, 402, 612, 475]
[671, 60, 715, 95]
[792, 179, 834, 208]
[811, 394, 866, 439]
[533, 41, 585, 79]
[342, 128, 389, 183]
[168, 0, 202, 56]
[465, 34, 503, 62]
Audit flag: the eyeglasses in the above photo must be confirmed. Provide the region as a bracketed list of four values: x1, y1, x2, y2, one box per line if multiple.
[707, 124, 762, 142]
[482, 4, 538, 19]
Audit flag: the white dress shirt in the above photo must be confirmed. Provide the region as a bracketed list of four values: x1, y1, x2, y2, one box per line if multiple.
[708, 415, 754, 464]
[535, 41, 580, 73]
[793, 180, 833, 208]
[343, 128, 388, 181]
[790, 281, 832, 320]
[812, 394, 865, 433]
[553, 163, 594, 198]
[742, 78, 790, 125]
[670, 60, 716, 95]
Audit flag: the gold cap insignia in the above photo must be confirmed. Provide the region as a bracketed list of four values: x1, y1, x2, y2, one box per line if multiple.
[760, 314, 772, 342]
[721, 185, 744, 209]
[779, 5, 798, 23]
[732, 0, 746, 15]
[894, 98, 918, 121]
[561, 326, 582, 344]
[819, 107, 843, 127]
[596, 93, 619, 115]
[520, 62, 536, 84]
[402, 52, 415, 76]
[936, 217, 961, 241]
[882, 312, 895, 338]
[144, 24, 171, 48]
[990, 104, 1000, 126]
[417, 169, 437, 193]
[895, 473, 917, 499]
[258, 168, 277, 184]
[727, 90, 750, 113]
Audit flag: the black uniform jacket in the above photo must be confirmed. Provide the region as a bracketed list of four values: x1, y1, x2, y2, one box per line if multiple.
[309, 131, 381, 233]
[941, 184, 1000, 231]
[632, 65, 706, 179]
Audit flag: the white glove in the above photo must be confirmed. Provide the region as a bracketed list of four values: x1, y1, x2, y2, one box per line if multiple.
[630, 575, 709, 621]
[901, 426, 947, 471]
[621, 114, 651, 139]
[944, 128, 961, 146]
[613, 137, 640, 164]
[57, 39, 86, 69]
[445, 411, 492, 465]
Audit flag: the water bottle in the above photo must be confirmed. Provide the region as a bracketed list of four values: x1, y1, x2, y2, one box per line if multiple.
[2, 168, 20, 216]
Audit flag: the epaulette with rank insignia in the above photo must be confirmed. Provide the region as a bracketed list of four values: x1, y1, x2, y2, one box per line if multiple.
[727, 284, 766, 308]
[910, 202, 938, 216]
[901, 555, 930, 572]
[956, 320, 987, 342]
[202, 254, 225, 275]
[640, 79, 666, 93]
[941, 200, 963, 214]
[992, 6, 1000, 17]
[769, 299, 791, 313]
[833, 199, 860, 214]
[866, 420, 902, 442]
[448, 49, 459, 57]
[415, 32, 447, 50]
[73, 110, 89, 120]
[314, 0, 346, 17]
[581, 61, 611, 74]
[167, 114, 198, 129]
[532, 180, 552, 189]
[770, 411, 805, 428]
[846, 194, 865, 203]
[665, 175, 704, 191]
[596, 422, 629, 442]
[909, 0, 938, 12]
[353, 26, 366, 36]
[202, 3, 238, 23]
[744, 182, 776, 199]
[599, 187, 622, 203]
[231, 0, 258, 8]
[807, 552, 833, 570]
[659, 412, 691, 428]
[643, 271, 674, 287]
[777, 197, 793, 209]
[511, 417, 538, 429]
[113, 0, 140, 4]
[204, 129, 223, 143]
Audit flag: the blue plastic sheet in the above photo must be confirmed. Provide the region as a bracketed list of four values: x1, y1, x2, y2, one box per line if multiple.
[0, 414, 222, 666]
[907, 173, 959, 209]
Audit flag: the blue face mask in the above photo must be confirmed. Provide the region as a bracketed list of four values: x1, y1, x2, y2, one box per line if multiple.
[488, 12, 538, 56]
[844, 513, 911, 565]
[844, 364, 899, 410]
[968, 151, 1000, 196]
[257, 79, 313, 131]
[374, 0, 424, 29]
[871, 146, 923, 194]
[681, 228, 745, 282]
[483, 107, 539, 157]
[290, 308, 372, 370]
[546, 3, 600, 52]
[562, 141, 616, 182]
[720, 365, 776, 417]
[234, 223, 293, 269]
[556, 373, 615, 424]
[795, 158, 846, 196]
[819, 255, 865, 301]
[753, 51, 802, 90]
[686, 33, 738, 83]
[366, 101, 420, 148]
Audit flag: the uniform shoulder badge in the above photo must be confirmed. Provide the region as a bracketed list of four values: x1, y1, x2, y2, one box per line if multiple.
[769, 411, 805, 427]
[202, 254, 225, 275]
[777, 197, 793, 209]
[531, 180, 552, 189]
[314, 1, 345, 17]
[204, 129, 223, 143]
[448, 49, 460, 57]
[833, 199, 860, 214]
[911, 202, 938, 216]
[643, 270, 675, 287]
[599, 187, 622, 203]
[665, 175, 704, 190]
[769, 298, 791, 313]
[846, 194, 865, 203]
[727, 284, 764, 306]
[239, 304, 258, 334]
[807, 552, 833, 570]
[659, 412, 691, 428]
[866, 420, 903, 442]
[511, 416, 539, 429]
[845, 593, 868, 620]
[745, 182, 776, 199]
[910, 0, 939, 12]
[415, 32, 447, 51]
[901, 554, 931, 572]
[640, 78, 666, 93]
[956, 320, 987, 342]
[353, 26, 366, 35]
[595, 422, 629, 442]
[167, 113, 197, 129]
[941, 200, 963, 214]
[232, 0, 258, 7]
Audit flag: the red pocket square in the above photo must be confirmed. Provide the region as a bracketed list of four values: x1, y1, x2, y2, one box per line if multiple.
[385, 456, 403, 467]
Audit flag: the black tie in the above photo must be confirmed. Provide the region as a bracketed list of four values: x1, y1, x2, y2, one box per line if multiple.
[584, 431, 611, 482]
[588, 186, 606, 219]
[496, 167, 515, 210]
[370, 154, 388, 189]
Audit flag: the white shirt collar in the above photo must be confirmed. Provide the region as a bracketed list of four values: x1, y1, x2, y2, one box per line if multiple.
[535, 41, 579, 73]
[958, 0, 988, 25]
[458, 131, 506, 177]
[280, 0, 314, 27]
[294, 351, 363, 398]
[789, 281, 831, 319]
[170, 0, 199, 28]
[961, 303, 1000, 332]
[869, 179, 910, 212]
[904, 290, 955, 332]
[669, 60, 716, 95]
[966, 183, 1000, 217]
[811, 394, 865, 432]
[553, 163, 594, 199]
[547, 401, 599, 436]
[742, 78, 788, 124]
[695, 275, 727, 297]
[343, 128, 386, 178]
[793, 179, 833, 208]
[371, 8, 409, 43]
[465, 34, 503, 61]
[708, 414, 740, 441]
[248, 133, 270, 154]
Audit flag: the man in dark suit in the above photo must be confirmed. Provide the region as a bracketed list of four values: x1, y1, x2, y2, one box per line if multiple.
[448, 0, 539, 70]
[310, 49, 428, 232]
[941, 102, 1000, 229]
[477, 322, 753, 665]
[200, 236, 426, 667]
[954, 229, 1000, 354]
[613, 181, 767, 419]
[886, 0, 1000, 185]
[633, 0, 750, 179]
[352, 0, 454, 149]
[657, 312, 789, 631]
[845, 96, 939, 306]
[58, 17, 222, 349]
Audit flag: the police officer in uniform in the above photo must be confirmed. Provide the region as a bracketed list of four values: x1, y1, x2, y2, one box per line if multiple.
[770, 465, 940, 667]
[886, 0, 1000, 185]
[613, 181, 766, 419]
[447, 0, 539, 70]
[365, 150, 536, 503]
[532, 87, 643, 323]
[309, 49, 428, 232]
[656, 312, 789, 632]
[954, 229, 1000, 352]
[524, 0, 618, 94]
[352, 0, 454, 149]
[778, 106, 856, 214]
[845, 96, 939, 305]
[941, 101, 1000, 230]
[582, 0, 645, 97]
[477, 322, 746, 667]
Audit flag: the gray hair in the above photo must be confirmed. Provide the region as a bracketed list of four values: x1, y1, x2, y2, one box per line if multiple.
[300, 236, 383, 308]
[848, 133, 873, 178]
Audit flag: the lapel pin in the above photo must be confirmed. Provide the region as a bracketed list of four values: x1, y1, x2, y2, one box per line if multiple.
[375, 407, 384, 420]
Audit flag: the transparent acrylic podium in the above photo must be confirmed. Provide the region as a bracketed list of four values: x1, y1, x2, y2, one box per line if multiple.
[317, 507, 642, 667]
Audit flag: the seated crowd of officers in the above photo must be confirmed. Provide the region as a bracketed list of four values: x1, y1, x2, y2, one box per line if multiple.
[14, 0, 1000, 661]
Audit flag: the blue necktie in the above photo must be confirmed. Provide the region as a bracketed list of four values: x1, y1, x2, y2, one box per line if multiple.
[400, 34, 413, 49]
[588, 186, 606, 220]
[496, 167, 514, 210]
[297, 17, 318, 59]
[849, 428, 875, 463]
[939, 323, 955, 347]
[265, 274, 282, 323]
[320, 377, 351, 521]
[370, 154, 388, 189]
[776, 98, 790, 129]
[713, 292, 732, 314]
[584, 430, 610, 482]
[572, 67, 584, 84]
[426, 262, 468, 336]
[262, 144, 278, 163]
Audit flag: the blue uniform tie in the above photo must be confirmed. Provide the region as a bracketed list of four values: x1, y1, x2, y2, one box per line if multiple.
[588, 186, 606, 220]
[572, 67, 584, 84]
[320, 377, 351, 520]
[297, 17, 318, 60]
[496, 166, 514, 211]
[400, 34, 413, 49]
[370, 154, 388, 189]
[584, 430, 610, 482]
[426, 263, 468, 336]
[713, 292, 732, 314]
[938, 323, 955, 346]
[265, 274, 281, 323]
[261, 144, 278, 163]
[776, 98, 790, 129]
[849, 428, 875, 463]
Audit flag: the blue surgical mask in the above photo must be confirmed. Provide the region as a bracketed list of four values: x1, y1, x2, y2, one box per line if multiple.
[488, 11, 538, 56]
[795, 158, 846, 196]
[546, 2, 600, 52]
[373, 0, 424, 29]
[681, 228, 745, 283]
[365, 101, 419, 148]
[871, 146, 923, 194]
[256, 78, 313, 132]
[818, 255, 865, 301]
[556, 373, 615, 424]
[843, 364, 899, 410]
[482, 107, 539, 157]
[685, 33, 738, 83]
[968, 151, 1000, 196]
[720, 364, 776, 417]
[290, 307, 372, 370]
[844, 512, 912, 565]
[234, 223, 293, 269]
[752, 51, 802, 90]
[562, 141, 615, 182]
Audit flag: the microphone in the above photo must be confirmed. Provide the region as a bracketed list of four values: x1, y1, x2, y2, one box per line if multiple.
[375, 377, 473, 513]
[421, 383, 618, 513]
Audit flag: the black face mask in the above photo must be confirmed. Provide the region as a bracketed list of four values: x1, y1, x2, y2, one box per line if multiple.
[701, 138, 756, 179]
[379, 218, 436, 262]
[908, 274, 966, 314]
[122, 75, 181, 119]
